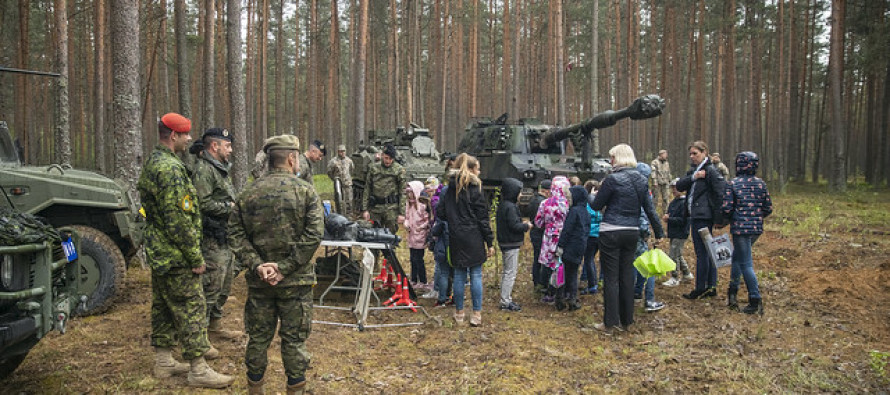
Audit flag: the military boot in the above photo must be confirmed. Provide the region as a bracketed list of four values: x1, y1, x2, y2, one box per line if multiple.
[209, 318, 244, 340]
[742, 297, 763, 315]
[153, 347, 190, 378]
[247, 376, 265, 395]
[286, 380, 307, 395]
[727, 286, 739, 311]
[187, 356, 235, 389]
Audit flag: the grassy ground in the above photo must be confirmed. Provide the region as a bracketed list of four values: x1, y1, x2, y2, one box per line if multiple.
[2, 183, 889, 393]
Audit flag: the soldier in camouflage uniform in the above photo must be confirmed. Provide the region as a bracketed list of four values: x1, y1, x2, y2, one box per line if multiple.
[327, 144, 355, 216]
[228, 134, 324, 394]
[650, 149, 672, 213]
[189, 127, 241, 339]
[138, 113, 234, 389]
[297, 139, 326, 186]
[361, 144, 407, 234]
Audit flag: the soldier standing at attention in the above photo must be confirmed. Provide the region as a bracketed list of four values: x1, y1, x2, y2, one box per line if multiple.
[138, 113, 234, 389]
[298, 140, 326, 185]
[327, 144, 355, 216]
[228, 135, 324, 394]
[189, 127, 242, 339]
[650, 149, 672, 212]
[362, 144, 407, 233]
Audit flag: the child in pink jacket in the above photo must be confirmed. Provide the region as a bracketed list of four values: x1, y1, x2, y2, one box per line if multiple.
[404, 180, 432, 289]
[534, 176, 571, 303]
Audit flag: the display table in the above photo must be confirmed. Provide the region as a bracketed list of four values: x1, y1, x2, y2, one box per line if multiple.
[313, 240, 430, 330]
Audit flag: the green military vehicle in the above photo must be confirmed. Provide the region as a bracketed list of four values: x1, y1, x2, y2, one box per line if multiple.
[0, 217, 86, 378]
[0, 120, 142, 317]
[457, 95, 665, 208]
[349, 124, 443, 210]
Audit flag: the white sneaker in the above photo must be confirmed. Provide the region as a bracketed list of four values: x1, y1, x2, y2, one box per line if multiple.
[420, 289, 438, 299]
[683, 273, 694, 280]
[662, 277, 681, 287]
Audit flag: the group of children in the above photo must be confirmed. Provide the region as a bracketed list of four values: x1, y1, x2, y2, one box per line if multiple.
[400, 150, 770, 318]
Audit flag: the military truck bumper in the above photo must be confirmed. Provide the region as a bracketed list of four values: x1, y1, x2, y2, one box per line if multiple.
[0, 316, 37, 355]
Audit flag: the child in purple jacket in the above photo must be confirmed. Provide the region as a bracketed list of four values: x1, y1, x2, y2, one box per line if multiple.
[722, 151, 772, 315]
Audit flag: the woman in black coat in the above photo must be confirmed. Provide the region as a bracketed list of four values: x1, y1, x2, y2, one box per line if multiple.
[674, 140, 727, 300]
[436, 154, 494, 327]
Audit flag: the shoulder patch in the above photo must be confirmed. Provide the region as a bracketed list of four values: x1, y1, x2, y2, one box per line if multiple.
[181, 195, 194, 212]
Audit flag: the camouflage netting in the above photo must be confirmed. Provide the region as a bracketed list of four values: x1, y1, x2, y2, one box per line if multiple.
[0, 207, 61, 246]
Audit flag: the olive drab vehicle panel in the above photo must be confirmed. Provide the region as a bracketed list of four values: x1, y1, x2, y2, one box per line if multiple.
[458, 95, 666, 208]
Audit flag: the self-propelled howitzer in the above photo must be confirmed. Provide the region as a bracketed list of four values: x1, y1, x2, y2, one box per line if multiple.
[457, 94, 665, 208]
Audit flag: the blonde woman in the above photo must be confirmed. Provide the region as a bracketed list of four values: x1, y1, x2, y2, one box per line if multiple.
[436, 154, 494, 327]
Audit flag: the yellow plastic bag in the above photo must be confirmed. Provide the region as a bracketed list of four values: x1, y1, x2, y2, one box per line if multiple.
[633, 249, 676, 278]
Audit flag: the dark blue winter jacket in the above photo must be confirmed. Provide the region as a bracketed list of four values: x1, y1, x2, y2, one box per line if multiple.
[590, 166, 665, 239]
[666, 196, 690, 239]
[558, 186, 591, 264]
[496, 178, 530, 250]
[721, 160, 772, 235]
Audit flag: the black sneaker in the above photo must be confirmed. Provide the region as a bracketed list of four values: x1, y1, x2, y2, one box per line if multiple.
[683, 287, 717, 300]
[499, 302, 522, 312]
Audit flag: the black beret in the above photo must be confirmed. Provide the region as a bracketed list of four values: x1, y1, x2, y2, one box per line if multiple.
[382, 144, 397, 159]
[311, 140, 327, 156]
[202, 127, 233, 142]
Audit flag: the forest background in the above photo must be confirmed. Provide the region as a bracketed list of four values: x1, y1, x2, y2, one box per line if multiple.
[0, 0, 888, 193]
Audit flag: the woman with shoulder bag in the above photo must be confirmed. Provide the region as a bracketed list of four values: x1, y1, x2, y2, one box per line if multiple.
[674, 140, 727, 300]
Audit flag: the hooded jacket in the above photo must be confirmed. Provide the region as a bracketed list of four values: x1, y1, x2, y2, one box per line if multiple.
[496, 178, 530, 250]
[404, 180, 430, 249]
[721, 154, 772, 235]
[674, 157, 726, 222]
[436, 175, 494, 268]
[525, 192, 547, 246]
[534, 176, 571, 267]
[557, 185, 591, 264]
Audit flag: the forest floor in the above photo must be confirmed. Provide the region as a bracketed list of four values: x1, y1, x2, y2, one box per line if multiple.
[2, 182, 889, 394]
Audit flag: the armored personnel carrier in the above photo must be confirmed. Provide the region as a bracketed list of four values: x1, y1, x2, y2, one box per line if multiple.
[457, 95, 665, 207]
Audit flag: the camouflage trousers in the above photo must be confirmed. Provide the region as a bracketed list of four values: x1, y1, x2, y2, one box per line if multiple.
[653, 183, 671, 213]
[202, 239, 236, 324]
[370, 203, 400, 235]
[150, 269, 211, 360]
[244, 285, 313, 380]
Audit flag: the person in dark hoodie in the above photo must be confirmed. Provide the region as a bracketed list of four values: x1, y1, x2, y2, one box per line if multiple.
[523, 179, 551, 293]
[496, 178, 532, 312]
[556, 185, 591, 311]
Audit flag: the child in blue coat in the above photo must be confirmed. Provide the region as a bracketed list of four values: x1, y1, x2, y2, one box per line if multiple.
[722, 151, 772, 314]
[556, 185, 591, 311]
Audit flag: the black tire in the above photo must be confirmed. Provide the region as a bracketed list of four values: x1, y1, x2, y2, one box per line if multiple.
[0, 353, 27, 380]
[69, 225, 126, 316]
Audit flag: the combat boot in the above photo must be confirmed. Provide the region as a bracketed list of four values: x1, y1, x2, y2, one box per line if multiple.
[742, 297, 763, 315]
[247, 376, 265, 395]
[153, 347, 189, 378]
[209, 318, 245, 340]
[727, 286, 739, 311]
[187, 356, 235, 389]
[204, 345, 220, 360]
[286, 380, 307, 395]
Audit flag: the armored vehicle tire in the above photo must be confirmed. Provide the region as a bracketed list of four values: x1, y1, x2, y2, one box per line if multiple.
[69, 225, 126, 316]
[0, 353, 27, 379]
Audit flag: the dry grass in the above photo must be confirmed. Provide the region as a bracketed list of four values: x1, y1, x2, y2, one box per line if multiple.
[2, 188, 889, 393]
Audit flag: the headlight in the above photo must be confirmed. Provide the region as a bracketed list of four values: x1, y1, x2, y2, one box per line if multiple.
[523, 170, 536, 180]
[0, 254, 28, 291]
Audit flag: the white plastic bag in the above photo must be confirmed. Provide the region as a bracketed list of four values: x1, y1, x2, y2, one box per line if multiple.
[698, 227, 733, 268]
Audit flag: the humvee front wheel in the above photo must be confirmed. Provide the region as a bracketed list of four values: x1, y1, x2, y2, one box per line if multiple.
[70, 226, 126, 316]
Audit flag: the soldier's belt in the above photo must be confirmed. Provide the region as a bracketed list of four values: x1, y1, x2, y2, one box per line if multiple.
[369, 194, 400, 206]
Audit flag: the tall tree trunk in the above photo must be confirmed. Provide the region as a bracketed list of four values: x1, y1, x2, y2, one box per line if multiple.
[17, 0, 31, 164]
[308, 0, 318, 139]
[511, 0, 521, 118]
[354, 0, 369, 144]
[788, 0, 802, 181]
[390, 0, 401, 125]
[111, 0, 142, 198]
[554, 0, 566, 125]
[202, 0, 215, 130]
[828, 0, 846, 192]
[274, 0, 283, 134]
[330, 0, 342, 142]
[591, 0, 600, 156]
[95, 0, 106, 173]
[174, 0, 191, 117]
[469, 0, 478, 117]
[54, 0, 71, 166]
[259, 0, 268, 139]
[881, 45, 890, 186]
[227, 0, 247, 189]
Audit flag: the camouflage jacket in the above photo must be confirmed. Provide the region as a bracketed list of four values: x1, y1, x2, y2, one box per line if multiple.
[298, 153, 314, 186]
[228, 168, 324, 288]
[326, 156, 354, 186]
[715, 161, 731, 179]
[650, 158, 672, 185]
[362, 161, 406, 213]
[192, 152, 236, 220]
[138, 145, 204, 274]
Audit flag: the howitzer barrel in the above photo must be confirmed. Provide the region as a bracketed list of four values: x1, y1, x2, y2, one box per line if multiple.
[0, 66, 61, 77]
[540, 94, 665, 149]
